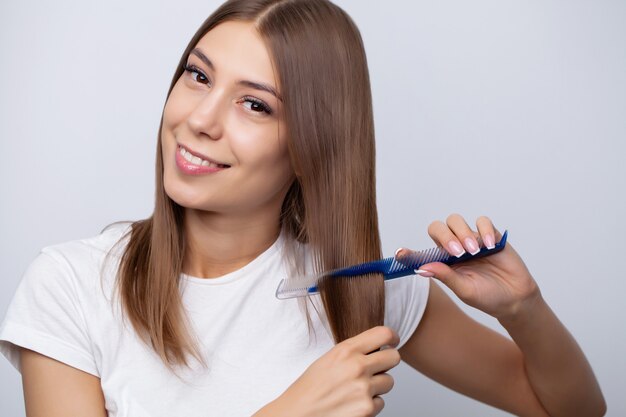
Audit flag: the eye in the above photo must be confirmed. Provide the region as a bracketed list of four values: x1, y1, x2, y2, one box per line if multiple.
[184, 64, 210, 85]
[239, 96, 273, 116]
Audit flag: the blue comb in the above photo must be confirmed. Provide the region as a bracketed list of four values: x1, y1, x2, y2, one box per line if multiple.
[275, 230, 508, 299]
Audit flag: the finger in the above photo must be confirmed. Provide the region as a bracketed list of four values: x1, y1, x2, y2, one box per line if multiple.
[416, 262, 472, 300]
[369, 373, 394, 396]
[428, 220, 466, 258]
[446, 213, 480, 255]
[345, 326, 400, 355]
[363, 347, 401, 375]
[372, 395, 385, 415]
[476, 216, 497, 249]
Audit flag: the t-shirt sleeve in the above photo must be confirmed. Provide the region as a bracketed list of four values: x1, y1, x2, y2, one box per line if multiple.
[384, 274, 430, 349]
[0, 249, 98, 376]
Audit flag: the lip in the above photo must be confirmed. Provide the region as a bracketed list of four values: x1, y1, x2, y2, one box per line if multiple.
[175, 144, 230, 175]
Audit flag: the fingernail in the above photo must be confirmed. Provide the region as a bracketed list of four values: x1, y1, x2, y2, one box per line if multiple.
[414, 269, 435, 277]
[464, 237, 480, 255]
[484, 234, 495, 249]
[447, 241, 466, 258]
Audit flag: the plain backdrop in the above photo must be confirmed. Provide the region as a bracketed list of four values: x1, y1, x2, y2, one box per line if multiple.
[1, 0, 624, 415]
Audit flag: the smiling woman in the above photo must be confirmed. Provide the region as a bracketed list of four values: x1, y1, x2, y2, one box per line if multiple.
[161, 21, 293, 217]
[0, 0, 610, 416]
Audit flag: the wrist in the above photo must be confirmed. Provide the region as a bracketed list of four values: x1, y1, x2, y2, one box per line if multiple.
[496, 289, 547, 330]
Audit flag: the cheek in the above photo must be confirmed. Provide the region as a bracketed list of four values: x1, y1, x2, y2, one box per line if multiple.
[161, 84, 188, 159]
[234, 133, 290, 172]
[257, 144, 293, 191]
[162, 81, 189, 131]
[229, 117, 287, 162]
[229, 133, 292, 198]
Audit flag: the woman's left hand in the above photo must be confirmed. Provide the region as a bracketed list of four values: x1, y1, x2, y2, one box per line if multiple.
[399, 214, 541, 321]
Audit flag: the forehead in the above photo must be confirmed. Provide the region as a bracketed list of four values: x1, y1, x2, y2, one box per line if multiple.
[192, 21, 278, 89]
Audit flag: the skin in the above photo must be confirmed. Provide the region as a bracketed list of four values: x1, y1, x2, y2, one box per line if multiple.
[20, 348, 107, 416]
[397, 217, 606, 417]
[21, 21, 606, 417]
[161, 21, 294, 278]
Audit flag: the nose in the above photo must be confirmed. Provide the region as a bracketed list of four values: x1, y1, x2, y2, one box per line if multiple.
[186, 92, 225, 141]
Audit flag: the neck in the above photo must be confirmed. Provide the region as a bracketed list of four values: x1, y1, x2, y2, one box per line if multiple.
[181, 208, 281, 278]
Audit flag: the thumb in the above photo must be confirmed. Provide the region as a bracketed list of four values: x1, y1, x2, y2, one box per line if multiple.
[415, 262, 468, 296]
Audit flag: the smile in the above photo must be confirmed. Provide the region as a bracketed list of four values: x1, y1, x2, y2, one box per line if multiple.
[176, 145, 230, 175]
[179, 146, 229, 168]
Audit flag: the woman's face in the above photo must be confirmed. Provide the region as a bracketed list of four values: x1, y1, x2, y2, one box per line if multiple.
[161, 21, 293, 217]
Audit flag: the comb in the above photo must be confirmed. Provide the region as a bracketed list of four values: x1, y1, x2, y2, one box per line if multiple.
[275, 230, 508, 299]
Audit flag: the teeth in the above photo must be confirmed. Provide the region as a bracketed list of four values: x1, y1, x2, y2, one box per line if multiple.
[179, 146, 222, 168]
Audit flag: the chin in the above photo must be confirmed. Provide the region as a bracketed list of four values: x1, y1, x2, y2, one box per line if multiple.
[163, 176, 203, 210]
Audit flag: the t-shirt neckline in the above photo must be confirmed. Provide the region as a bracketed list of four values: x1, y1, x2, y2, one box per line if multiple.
[180, 232, 284, 286]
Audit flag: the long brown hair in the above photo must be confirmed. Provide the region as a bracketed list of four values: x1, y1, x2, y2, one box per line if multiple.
[115, 0, 384, 370]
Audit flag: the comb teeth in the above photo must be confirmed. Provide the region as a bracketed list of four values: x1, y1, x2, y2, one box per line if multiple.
[391, 246, 450, 272]
[275, 275, 324, 299]
[330, 258, 391, 278]
[274, 259, 390, 299]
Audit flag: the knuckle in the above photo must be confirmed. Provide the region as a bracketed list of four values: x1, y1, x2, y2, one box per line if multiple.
[340, 337, 357, 351]
[371, 396, 385, 415]
[359, 400, 375, 416]
[390, 348, 401, 366]
[377, 325, 395, 341]
[356, 379, 370, 395]
[346, 357, 366, 377]
[334, 342, 355, 360]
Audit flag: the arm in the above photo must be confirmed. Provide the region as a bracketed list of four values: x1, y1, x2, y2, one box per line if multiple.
[400, 281, 550, 416]
[399, 214, 606, 417]
[497, 291, 606, 416]
[20, 348, 107, 417]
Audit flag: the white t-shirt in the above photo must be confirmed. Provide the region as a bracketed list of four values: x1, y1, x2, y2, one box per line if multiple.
[0, 223, 430, 417]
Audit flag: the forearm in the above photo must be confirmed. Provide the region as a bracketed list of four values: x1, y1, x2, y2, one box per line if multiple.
[498, 293, 606, 417]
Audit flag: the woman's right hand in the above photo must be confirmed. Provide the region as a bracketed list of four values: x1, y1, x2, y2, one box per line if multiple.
[267, 326, 401, 417]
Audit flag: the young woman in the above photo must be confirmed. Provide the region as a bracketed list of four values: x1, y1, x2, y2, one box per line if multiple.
[0, 1, 606, 416]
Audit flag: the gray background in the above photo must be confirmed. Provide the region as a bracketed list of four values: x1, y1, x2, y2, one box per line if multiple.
[1, 0, 624, 415]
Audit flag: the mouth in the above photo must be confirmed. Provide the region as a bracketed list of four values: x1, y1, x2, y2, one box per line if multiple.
[177, 144, 231, 169]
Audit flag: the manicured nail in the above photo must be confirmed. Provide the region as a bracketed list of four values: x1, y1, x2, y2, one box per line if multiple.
[447, 241, 466, 258]
[484, 234, 495, 249]
[464, 237, 480, 255]
[414, 269, 435, 277]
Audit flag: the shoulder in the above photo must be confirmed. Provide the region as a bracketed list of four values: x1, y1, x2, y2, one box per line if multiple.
[21, 221, 133, 298]
[0, 222, 133, 376]
[40, 221, 132, 266]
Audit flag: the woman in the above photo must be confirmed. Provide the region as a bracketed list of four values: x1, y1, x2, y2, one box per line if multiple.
[0, 0, 606, 416]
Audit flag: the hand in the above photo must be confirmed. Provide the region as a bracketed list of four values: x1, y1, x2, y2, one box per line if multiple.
[271, 326, 401, 417]
[403, 214, 541, 321]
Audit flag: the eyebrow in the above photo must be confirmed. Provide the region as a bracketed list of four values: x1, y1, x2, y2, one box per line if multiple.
[190, 48, 283, 102]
